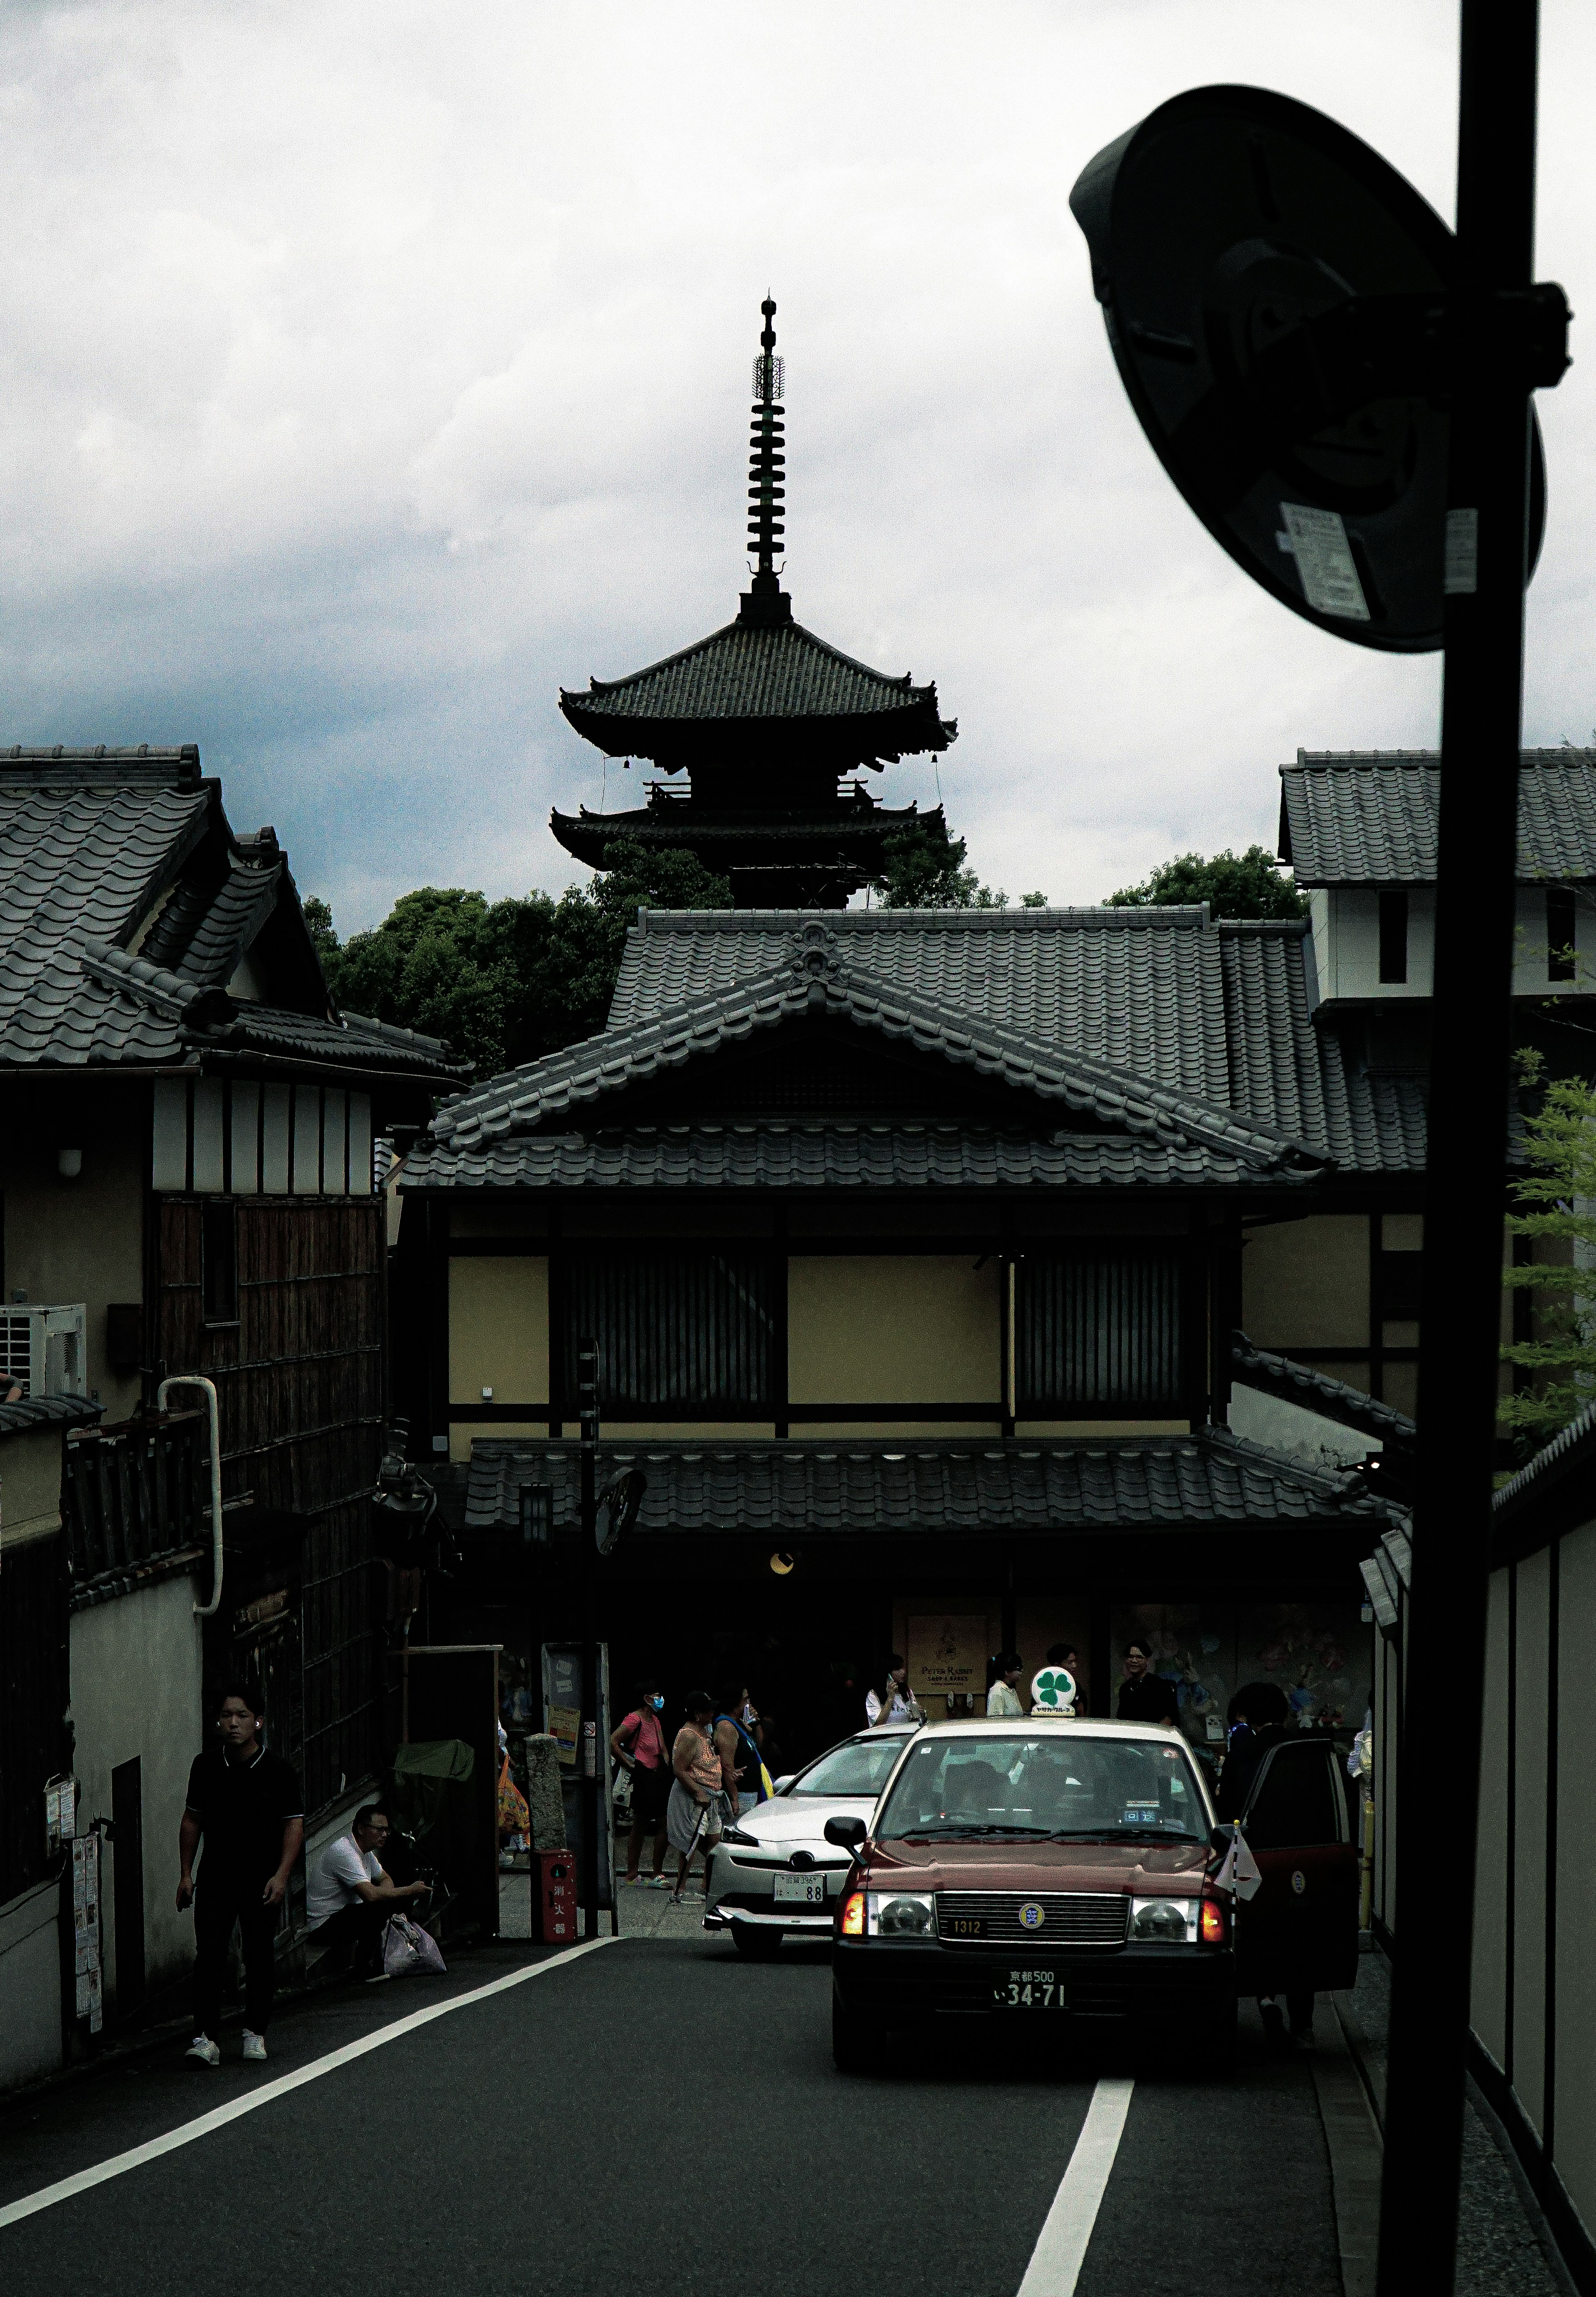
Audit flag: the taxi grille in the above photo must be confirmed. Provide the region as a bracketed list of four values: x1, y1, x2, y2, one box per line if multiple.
[936, 1892, 1128, 1945]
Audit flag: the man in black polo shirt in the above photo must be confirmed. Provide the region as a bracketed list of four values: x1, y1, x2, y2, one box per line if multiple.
[177, 1680, 304, 2066]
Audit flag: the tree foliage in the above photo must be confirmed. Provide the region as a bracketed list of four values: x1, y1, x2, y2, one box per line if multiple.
[873, 821, 1045, 911]
[1104, 845, 1306, 921]
[314, 840, 730, 1079]
[1500, 1066, 1596, 1439]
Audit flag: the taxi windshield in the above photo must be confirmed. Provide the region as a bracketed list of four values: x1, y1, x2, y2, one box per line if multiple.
[875, 1733, 1205, 1842]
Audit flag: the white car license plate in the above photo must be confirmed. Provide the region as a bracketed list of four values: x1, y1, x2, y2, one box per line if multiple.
[772, 1873, 826, 1906]
[993, 1974, 1066, 2010]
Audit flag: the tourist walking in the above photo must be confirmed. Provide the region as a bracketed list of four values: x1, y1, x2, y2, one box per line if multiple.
[611, 1678, 672, 1886]
[177, 1680, 303, 2066]
[667, 1691, 727, 1903]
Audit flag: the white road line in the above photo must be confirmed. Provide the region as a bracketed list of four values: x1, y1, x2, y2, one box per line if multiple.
[1016, 2075, 1135, 2296]
[0, 1936, 621, 2232]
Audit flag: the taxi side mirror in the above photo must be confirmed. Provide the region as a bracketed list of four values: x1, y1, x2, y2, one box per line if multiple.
[824, 1816, 867, 1852]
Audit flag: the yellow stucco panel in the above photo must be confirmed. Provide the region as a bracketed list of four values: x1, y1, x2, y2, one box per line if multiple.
[796, 1422, 1002, 1441]
[1241, 1216, 1369, 1348]
[449, 1420, 547, 1465]
[0, 1427, 65, 1548]
[448, 1258, 549, 1408]
[788, 1256, 1000, 1405]
[1014, 1420, 1189, 1439]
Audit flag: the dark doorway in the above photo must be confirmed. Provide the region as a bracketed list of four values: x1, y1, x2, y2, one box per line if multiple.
[111, 1756, 145, 2017]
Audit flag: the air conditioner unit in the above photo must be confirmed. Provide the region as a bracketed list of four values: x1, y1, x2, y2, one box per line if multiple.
[0, 1304, 88, 1397]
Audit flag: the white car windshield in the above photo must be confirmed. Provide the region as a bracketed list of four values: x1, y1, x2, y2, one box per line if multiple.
[876, 1734, 1205, 1841]
[786, 1734, 913, 1798]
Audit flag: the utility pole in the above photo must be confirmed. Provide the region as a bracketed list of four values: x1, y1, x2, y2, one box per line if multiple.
[576, 1337, 600, 1941]
[1377, 6, 1554, 2285]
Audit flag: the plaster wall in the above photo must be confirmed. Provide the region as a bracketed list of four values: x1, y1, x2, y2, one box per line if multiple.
[1554, 1521, 1596, 2235]
[0, 1879, 63, 2090]
[0, 1424, 68, 1548]
[1225, 1384, 1382, 1472]
[1315, 887, 1437, 999]
[1241, 1216, 1369, 1350]
[69, 1572, 205, 2010]
[1, 1116, 144, 1420]
[1511, 1546, 1550, 2142]
[1470, 1565, 1511, 2071]
[448, 1258, 549, 1410]
[788, 1256, 1000, 1405]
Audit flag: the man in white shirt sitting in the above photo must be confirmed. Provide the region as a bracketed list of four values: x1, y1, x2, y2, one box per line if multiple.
[306, 1805, 430, 1979]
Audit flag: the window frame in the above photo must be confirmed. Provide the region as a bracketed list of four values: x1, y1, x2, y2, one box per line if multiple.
[1377, 888, 1409, 985]
[1013, 1243, 1185, 1416]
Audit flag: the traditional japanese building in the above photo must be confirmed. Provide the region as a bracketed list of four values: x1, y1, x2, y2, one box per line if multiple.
[550, 301, 957, 907]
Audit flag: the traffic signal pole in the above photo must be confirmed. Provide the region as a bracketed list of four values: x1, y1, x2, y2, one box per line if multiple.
[1376, 5, 1545, 2286]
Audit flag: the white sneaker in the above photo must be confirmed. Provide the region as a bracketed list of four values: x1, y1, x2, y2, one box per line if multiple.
[241, 2031, 268, 2063]
[185, 2036, 221, 2068]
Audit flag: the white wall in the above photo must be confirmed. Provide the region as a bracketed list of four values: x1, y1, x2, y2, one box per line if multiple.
[0, 1877, 63, 2090]
[1227, 1380, 1383, 1473]
[1312, 882, 1591, 1001]
[69, 1572, 204, 2011]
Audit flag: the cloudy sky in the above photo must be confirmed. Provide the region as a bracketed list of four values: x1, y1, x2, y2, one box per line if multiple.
[4, 1, 1594, 929]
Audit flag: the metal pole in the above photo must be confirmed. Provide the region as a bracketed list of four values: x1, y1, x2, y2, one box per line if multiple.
[1376, 4, 1540, 2286]
[577, 1339, 600, 1941]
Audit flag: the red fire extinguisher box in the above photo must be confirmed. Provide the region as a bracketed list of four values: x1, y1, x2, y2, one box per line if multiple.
[537, 1850, 577, 1945]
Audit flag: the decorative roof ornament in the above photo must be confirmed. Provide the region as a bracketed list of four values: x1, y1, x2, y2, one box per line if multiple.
[742, 297, 791, 628]
[786, 918, 841, 989]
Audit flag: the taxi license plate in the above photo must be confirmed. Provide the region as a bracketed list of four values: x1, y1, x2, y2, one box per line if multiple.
[772, 1873, 826, 1906]
[993, 1974, 1066, 2010]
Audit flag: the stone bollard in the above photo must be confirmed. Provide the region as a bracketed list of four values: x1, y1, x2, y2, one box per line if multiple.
[523, 1733, 566, 1851]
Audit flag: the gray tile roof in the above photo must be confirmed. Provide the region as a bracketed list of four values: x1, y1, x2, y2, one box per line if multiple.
[464, 1430, 1396, 1535]
[1279, 749, 1596, 884]
[560, 613, 954, 759]
[1218, 920, 1426, 1172]
[0, 751, 469, 1082]
[405, 1122, 1288, 1193]
[0, 1391, 104, 1440]
[1232, 1332, 1416, 1441]
[609, 906, 1235, 1106]
[421, 918, 1319, 1175]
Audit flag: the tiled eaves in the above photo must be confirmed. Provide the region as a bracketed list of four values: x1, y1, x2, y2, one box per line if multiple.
[400, 1122, 1297, 1193]
[1231, 1331, 1416, 1440]
[1280, 749, 1596, 884]
[0, 1391, 104, 1440]
[462, 1427, 1394, 1535]
[559, 611, 948, 728]
[429, 956, 1320, 1171]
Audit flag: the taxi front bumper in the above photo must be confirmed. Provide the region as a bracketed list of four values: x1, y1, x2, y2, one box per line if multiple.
[832, 1937, 1234, 2028]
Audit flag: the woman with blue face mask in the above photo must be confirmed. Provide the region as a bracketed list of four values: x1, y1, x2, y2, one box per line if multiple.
[611, 1679, 672, 1886]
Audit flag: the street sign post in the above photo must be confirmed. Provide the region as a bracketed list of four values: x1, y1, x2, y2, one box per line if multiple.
[1070, 13, 1568, 2284]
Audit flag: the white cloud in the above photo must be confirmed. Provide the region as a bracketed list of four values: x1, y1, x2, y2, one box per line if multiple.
[1, 0, 1592, 927]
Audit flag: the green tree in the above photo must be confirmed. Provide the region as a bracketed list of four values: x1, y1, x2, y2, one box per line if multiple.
[872, 822, 1043, 911]
[314, 840, 730, 1079]
[302, 894, 339, 956]
[1104, 845, 1306, 921]
[1500, 1067, 1596, 1440]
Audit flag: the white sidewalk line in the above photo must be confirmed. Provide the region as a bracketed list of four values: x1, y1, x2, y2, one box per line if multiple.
[1016, 2075, 1135, 2296]
[0, 1935, 621, 2232]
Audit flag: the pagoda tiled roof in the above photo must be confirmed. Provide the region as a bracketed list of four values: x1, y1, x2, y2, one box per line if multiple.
[559, 607, 955, 761]
[1279, 749, 1596, 884]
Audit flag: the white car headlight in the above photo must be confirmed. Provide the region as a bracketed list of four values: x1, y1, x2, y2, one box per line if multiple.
[1129, 1895, 1199, 1944]
[867, 1891, 936, 1939]
[719, 1825, 761, 1847]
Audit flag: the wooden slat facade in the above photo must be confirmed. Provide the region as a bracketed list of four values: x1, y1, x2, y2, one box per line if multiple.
[156, 1197, 386, 1814]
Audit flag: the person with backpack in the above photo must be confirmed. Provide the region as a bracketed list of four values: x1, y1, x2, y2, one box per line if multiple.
[714, 1684, 772, 1816]
[610, 1678, 672, 1887]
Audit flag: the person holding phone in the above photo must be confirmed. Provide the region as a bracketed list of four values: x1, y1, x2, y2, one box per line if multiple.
[865, 1655, 922, 1728]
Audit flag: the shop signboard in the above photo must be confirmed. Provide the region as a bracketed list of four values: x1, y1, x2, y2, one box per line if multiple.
[906, 1614, 987, 1701]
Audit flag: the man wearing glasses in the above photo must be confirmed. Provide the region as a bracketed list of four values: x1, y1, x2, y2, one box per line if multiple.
[306, 1804, 430, 1981]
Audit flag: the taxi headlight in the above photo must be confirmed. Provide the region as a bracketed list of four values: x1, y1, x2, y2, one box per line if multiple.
[869, 1891, 936, 1939]
[1129, 1895, 1199, 1944]
[719, 1825, 761, 1847]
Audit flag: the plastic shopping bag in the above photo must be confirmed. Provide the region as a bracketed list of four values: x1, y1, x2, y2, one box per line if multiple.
[383, 1914, 448, 1979]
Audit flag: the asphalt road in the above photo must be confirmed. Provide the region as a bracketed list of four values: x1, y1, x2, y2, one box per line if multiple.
[0, 1931, 1343, 2297]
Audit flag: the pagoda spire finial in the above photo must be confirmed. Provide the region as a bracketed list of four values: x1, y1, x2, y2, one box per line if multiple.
[741, 295, 791, 626]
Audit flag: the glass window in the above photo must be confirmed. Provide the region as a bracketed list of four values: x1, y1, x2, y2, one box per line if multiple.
[1244, 1742, 1340, 1848]
[877, 1732, 1205, 1840]
[788, 1733, 914, 1798]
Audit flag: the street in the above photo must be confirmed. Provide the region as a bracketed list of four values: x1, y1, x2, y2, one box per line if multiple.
[0, 1919, 1355, 2297]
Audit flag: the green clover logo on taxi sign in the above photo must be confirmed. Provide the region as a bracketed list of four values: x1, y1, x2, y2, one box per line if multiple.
[1030, 1668, 1076, 1710]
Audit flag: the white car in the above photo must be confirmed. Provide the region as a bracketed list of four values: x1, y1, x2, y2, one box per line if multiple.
[705, 1726, 918, 1955]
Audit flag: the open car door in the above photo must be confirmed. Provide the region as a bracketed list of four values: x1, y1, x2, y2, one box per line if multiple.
[1233, 1737, 1358, 1999]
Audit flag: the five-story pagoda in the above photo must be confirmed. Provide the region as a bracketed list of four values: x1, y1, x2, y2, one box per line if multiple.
[551, 300, 958, 908]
